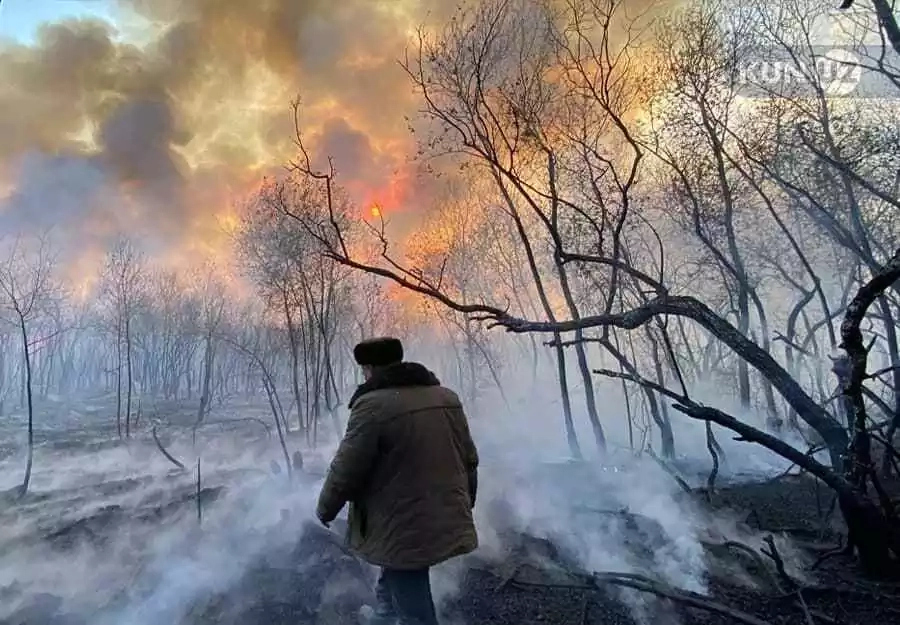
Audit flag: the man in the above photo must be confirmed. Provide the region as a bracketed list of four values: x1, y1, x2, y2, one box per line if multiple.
[316, 337, 479, 625]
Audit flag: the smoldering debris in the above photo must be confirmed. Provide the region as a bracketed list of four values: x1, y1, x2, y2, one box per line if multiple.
[184, 522, 375, 625]
[0, 426, 897, 625]
[0, 454, 365, 625]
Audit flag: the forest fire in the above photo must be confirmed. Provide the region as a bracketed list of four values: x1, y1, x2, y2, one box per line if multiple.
[0, 0, 427, 280]
[0, 1, 899, 624]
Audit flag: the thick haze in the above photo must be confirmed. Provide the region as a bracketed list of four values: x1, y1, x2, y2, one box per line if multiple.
[1, 2, 888, 622]
[0, 0, 452, 276]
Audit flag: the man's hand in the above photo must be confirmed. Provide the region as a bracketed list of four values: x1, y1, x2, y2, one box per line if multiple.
[316, 505, 333, 528]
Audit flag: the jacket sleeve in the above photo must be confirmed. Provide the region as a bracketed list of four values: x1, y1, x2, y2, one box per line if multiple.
[316, 398, 380, 523]
[457, 408, 479, 508]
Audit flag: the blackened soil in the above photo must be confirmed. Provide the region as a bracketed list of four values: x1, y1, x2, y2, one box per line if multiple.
[3, 470, 900, 625]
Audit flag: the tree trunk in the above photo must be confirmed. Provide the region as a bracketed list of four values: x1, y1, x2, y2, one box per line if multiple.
[495, 174, 582, 459]
[871, 0, 900, 56]
[194, 333, 215, 442]
[835, 247, 900, 575]
[648, 330, 679, 458]
[285, 301, 305, 437]
[115, 314, 122, 439]
[736, 291, 752, 408]
[553, 337, 582, 459]
[464, 316, 478, 409]
[605, 337, 675, 459]
[19, 317, 34, 497]
[262, 374, 293, 481]
[877, 297, 900, 475]
[125, 312, 133, 438]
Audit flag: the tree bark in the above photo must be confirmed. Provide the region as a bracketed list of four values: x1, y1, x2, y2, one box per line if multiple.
[876, 297, 900, 475]
[115, 313, 122, 439]
[125, 310, 133, 438]
[19, 315, 34, 497]
[835, 247, 900, 574]
[193, 332, 215, 444]
[263, 374, 293, 481]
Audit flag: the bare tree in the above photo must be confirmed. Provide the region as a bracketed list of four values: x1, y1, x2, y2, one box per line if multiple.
[0, 235, 59, 497]
[404, 182, 513, 411]
[728, 0, 900, 471]
[190, 266, 228, 441]
[239, 178, 358, 444]
[839, 0, 900, 56]
[265, 0, 900, 573]
[100, 239, 145, 439]
[217, 304, 296, 478]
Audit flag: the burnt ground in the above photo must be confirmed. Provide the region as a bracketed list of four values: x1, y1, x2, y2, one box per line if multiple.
[445, 474, 900, 625]
[1, 422, 899, 625]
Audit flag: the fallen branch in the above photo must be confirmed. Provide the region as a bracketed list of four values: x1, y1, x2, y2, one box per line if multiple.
[645, 445, 692, 494]
[510, 571, 774, 625]
[760, 535, 818, 624]
[199, 417, 272, 437]
[761, 535, 797, 590]
[152, 425, 185, 471]
[494, 563, 521, 594]
[720, 540, 784, 592]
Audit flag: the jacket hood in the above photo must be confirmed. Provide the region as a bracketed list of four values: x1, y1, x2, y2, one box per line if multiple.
[348, 361, 440, 408]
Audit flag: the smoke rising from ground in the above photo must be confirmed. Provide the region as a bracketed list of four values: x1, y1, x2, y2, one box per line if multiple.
[0, 344, 808, 625]
[0, 1, 853, 623]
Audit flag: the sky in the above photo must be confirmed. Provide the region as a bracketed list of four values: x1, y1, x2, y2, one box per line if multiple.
[0, 0, 121, 43]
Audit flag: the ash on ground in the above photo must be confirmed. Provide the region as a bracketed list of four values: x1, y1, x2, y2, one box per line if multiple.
[1, 430, 898, 625]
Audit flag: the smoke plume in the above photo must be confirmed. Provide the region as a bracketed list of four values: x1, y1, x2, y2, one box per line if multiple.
[0, 0, 443, 267]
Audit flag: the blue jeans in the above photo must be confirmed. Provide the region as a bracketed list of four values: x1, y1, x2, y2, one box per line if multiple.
[368, 567, 438, 625]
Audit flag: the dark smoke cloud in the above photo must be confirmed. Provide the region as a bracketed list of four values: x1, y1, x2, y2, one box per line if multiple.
[316, 118, 385, 184]
[97, 97, 188, 226]
[0, 0, 439, 262]
[0, 0, 666, 265]
[0, 152, 110, 232]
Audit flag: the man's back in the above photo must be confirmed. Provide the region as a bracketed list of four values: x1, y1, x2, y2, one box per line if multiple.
[362, 384, 473, 499]
[317, 362, 479, 570]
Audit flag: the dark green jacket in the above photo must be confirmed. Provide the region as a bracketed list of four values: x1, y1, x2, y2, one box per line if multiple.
[316, 362, 478, 569]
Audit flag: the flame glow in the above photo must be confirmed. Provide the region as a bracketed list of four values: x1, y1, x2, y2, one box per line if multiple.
[0, 0, 442, 281]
